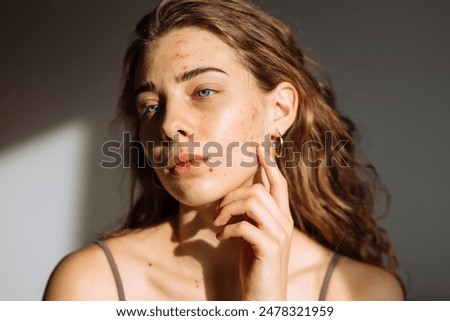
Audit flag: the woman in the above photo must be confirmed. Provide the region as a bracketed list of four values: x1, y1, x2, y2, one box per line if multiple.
[44, 0, 404, 300]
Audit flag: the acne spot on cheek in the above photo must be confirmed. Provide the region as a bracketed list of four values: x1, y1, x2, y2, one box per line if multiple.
[251, 107, 258, 122]
[241, 124, 250, 138]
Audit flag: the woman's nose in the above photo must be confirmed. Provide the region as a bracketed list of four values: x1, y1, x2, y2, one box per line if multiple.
[160, 98, 194, 142]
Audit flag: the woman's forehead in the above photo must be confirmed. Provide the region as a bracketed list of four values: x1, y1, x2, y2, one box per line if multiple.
[136, 27, 246, 86]
[148, 28, 233, 63]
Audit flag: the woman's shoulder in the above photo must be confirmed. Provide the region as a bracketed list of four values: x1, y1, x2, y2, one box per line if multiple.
[288, 231, 404, 300]
[43, 220, 174, 300]
[43, 242, 119, 300]
[326, 255, 404, 300]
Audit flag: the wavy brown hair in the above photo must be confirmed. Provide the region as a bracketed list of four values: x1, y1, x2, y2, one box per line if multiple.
[116, 0, 400, 274]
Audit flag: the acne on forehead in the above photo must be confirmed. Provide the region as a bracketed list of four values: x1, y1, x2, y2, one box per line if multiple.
[157, 28, 233, 59]
[174, 39, 188, 55]
[172, 39, 192, 70]
[175, 53, 190, 59]
[137, 27, 261, 92]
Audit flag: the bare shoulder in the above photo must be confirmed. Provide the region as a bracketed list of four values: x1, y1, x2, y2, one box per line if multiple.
[43, 243, 118, 300]
[327, 256, 404, 300]
[43, 220, 174, 301]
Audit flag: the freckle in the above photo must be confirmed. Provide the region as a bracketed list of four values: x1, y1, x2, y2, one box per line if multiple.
[209, 168, 213, 172]
[148, 262, 153, 267]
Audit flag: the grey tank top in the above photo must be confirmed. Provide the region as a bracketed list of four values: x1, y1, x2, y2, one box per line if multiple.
[95, 240, 340, 301]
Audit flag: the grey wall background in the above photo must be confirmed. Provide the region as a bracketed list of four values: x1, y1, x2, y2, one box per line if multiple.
[0, 0, 449, 300]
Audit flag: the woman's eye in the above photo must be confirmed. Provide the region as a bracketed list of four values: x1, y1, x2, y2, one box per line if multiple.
[196, 88, 216, 98]
[144, 104, 158, 114]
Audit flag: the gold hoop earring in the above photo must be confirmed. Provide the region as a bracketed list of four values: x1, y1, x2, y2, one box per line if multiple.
[275, 129, 284, 158]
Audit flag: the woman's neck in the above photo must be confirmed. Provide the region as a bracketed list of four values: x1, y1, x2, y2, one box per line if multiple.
[172, 202, 243, 298]
[175, 202, 241, 263]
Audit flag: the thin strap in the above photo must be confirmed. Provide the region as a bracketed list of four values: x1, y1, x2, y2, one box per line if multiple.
[94, 240, 126, 301]
[318, 253, 340, 301]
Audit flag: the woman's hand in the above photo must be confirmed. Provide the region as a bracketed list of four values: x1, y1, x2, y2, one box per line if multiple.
[214, 145, 294, 300]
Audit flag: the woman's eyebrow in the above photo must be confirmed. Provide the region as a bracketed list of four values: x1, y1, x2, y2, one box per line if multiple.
[134, 81, 156, 99]
[134, 67, 227, 98]
[175, 66, 228, 83]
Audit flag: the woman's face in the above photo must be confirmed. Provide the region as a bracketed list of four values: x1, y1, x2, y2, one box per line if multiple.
[135, 27, 273, 207]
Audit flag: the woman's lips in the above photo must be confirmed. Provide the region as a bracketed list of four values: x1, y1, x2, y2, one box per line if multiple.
[170, 154, 208, 176]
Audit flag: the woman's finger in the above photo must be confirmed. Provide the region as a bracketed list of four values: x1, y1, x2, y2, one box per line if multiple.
[217, 220, 289, 262]
[219, 184, 279, 217]
[216, 221, 282, 256]
[216, 220, 261, 242]
[257, 143, 290, 215]
[214, 197, 273, 229]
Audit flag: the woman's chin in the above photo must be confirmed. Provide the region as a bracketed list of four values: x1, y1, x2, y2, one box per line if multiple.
[160, 166, 258, 207]
[168, 187, 225, 208]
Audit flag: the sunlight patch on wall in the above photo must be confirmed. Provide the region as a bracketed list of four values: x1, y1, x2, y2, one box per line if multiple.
[0, 120, 89, 300]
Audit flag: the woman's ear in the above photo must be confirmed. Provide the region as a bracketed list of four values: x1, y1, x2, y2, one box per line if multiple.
[268, 81, 299, 135]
